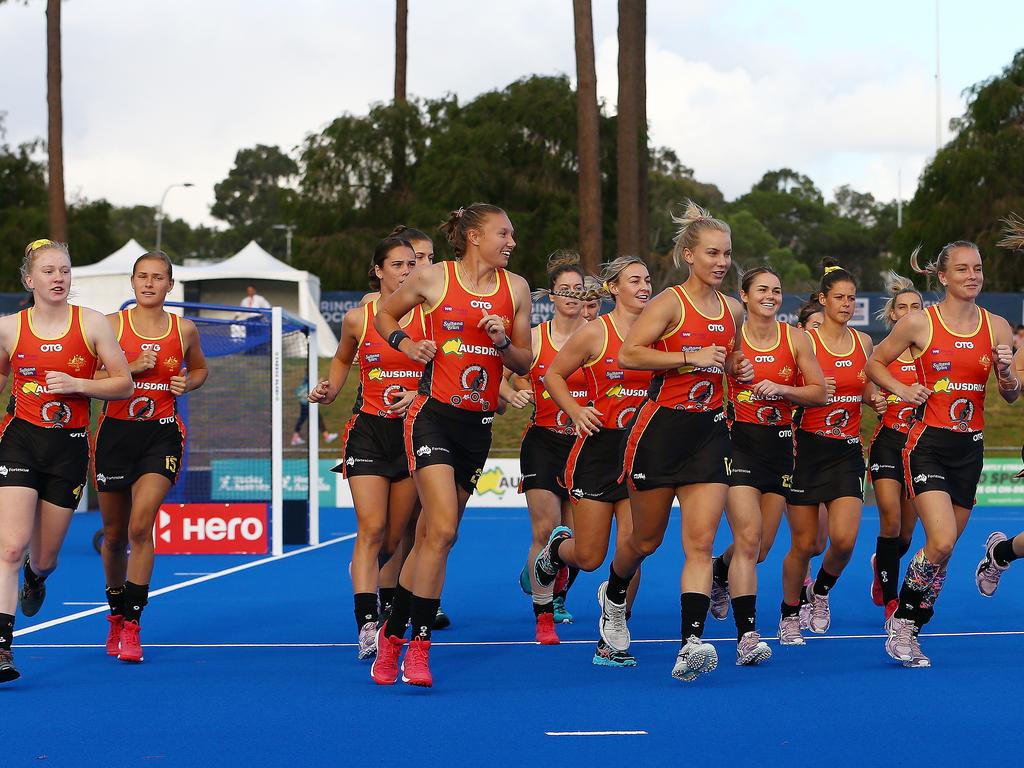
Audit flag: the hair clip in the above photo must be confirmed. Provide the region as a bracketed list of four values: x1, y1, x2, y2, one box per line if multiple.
[823, 265, 843, 275]
[455, 207, 465, 219]
[601, 280, 609, 292]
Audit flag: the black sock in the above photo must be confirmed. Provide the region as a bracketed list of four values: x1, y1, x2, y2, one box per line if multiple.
[894, 582, 926, 625]
[556, 566, 580, 600]
[23, 560, 46, 588]
[712, 554, 729, 587]
[897, 539, 912, 558]
[122, 582, 149, 623]
[410, 595, 441, 641]
[606, 564, 631, 605]
[780, 600, 800, 618]
[994, 538, 1020, 567]
[0, 613, 13, 651]
[680, 592, 711, 642]
[876, 536, 902, 603]
[534, 601, 554, 617]
[384, 584, 413, 639]
[813, 567, 839, 596]
[354, 592, 378, 630]
[105, 585, 125, 617]
[550, 537, 566, 568]
[378, 587, 396, 615]
[732, 594, 756, 640]
[918, 605, 935, 628]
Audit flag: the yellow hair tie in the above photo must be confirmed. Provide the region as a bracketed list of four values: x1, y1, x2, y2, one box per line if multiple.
[823, 265, 842, 275]
[602, 280, 609, 292]
[26, 238, 54, 253]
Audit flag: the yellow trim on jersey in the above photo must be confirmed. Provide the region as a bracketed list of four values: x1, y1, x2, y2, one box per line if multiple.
[933, 303, 983, 339]
[356, 303, 371, 348]
[813, 326, 856, 358]
[27, 304, 73, 340]
[741, 322, 782, 353]
[912, 308, 935, 360]
[679, 286, 726, 321]
[853, 330, 869, 359]
[79, 306, 96, 357]
[174, 314, 184, 355]
[784, 323, 796, 359]
[530, 323, 545, 370]
[659, 286, 687, 341]
[453, 260, 501, 297]
[126, 307, 173, 341]
[583, 315, 610, 369]
[896, 351, 915, 364]
[983, 309, 995, 347]
[423, 262, 450, 315]
[505, 269, 517, 315]
[13, 311, 23, 353]
[115, 310, 125, 343]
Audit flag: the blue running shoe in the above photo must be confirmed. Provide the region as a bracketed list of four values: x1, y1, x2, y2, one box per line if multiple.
[534, 526, 572, 589]
[519, 563, 532, 595]
[592, 640, 637, 667]
[553, 595, 573, 624]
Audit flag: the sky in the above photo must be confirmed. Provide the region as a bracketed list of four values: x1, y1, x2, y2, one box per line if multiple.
[2, 0, 1022, 239]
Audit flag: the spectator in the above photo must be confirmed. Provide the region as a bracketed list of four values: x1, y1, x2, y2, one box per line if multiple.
[291, 378, 338, 446]
[240, 284, 271, 311]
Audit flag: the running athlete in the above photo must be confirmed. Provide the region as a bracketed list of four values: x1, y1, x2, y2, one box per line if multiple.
[534, 257, 652, 667]
[780, 260, 884, 646]
[581, 276, 603, 322]
[869, 242, 1016, 667]
[96, 251, 209, 663]
[371, 203, 532, 688]
[310, 235, 424, 659]
[591, 202, 753, 681]
[867, 271, 923, 618]
[796, 298, 824, 331]
[708, 267, 827, 659]
[505, 252, 588, 643]
[0, 239, 133, 682]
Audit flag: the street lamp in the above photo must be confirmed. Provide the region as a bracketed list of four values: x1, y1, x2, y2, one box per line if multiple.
[273, 223, 296, 263]
[155, 182, 195, 252]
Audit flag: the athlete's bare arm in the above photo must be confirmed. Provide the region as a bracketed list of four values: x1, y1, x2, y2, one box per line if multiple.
[376, 265, 439, 365]
[359, 291, 380, 308]
[724, 295, 754, 382]
[57, 308, 133, 400]
[173, 318, 209, 396]
[756, 326, 827, 407]
[989, 314, 1019, 404]
[501, 325, 539, 409]
[309, 307, 362, 406]
[617, 289, 682, 370]
[0, 314, 12, 394]
[857, 331, 885, 414]
[484, 273, 532, 376]
[546, 321, 603, 436]
[866, 310, 931, 406]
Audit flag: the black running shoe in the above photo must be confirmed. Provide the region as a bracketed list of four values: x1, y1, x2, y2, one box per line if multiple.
[0, 649, 20, 683]
[18, 557, 46, 618]
[433, 606, 451, 630]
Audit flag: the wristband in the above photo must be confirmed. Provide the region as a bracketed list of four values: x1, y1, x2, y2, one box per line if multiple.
[494, 335, 512, 351]
[387, 330, 410, 351]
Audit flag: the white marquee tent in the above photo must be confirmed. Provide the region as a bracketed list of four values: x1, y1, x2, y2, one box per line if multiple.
[71, 240, 338, 357]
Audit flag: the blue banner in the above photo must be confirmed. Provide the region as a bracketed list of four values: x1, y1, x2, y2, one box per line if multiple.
[211, 458, 338, 506]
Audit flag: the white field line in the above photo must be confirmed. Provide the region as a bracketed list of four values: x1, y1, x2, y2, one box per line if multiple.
[13, 533, 356, 637]
[546, 731, 648, 736]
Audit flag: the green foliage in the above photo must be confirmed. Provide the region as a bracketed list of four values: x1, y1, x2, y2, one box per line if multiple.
[895, 49, 1024, 289]
[211, 144, 298, 253]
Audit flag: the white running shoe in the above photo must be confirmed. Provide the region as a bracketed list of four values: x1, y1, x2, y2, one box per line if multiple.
[778, 614, 805, 646]
[709, 578, 730, 621]
[596, 581, 630, 652]
[671, 635, 718, 682]
[736, 631, 772, 665]
[976, 531, 1009, 597]
[903, 627, 931, 668]
[884, 615, 916, 663]
[806, 590, 831, 634]
[357, 621, 378, 659]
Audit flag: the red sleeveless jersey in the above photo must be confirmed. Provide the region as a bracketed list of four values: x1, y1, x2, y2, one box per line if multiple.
[104, 309, 183, 421]
[529, 321, 589, 434]
[355, 300, 425, 418]
[8, 305, 96, 428]
[798, 328, 868, 440]
[879, 353, 920, 432]
[421, 261, 516, 412]
[649, 286, 735, 412]
[584, 314, 651, 429]
[914, 305, 993, 432]
[727, 321, 798, 427]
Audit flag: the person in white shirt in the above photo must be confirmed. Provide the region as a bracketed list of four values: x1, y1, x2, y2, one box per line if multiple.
[240, 285, 271, 311]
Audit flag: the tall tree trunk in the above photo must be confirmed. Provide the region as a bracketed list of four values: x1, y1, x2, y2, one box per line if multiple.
[616, 0, 647, 258]
[573, 0, 602, 274]
[391, 0, 408, 196]
[46, 0, 67, 241]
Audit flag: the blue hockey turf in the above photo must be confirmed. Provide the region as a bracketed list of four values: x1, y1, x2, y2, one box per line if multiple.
[8, 504, 1024, 767]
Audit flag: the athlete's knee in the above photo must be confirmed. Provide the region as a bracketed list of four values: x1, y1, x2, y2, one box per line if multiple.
[358, 521, 387, 550]
[826, 537, 856, 562]
[631, 530, 665, 559]
[422, 521, 459, 552]
[731, 528, 761, 561]
[575, 549, 606, 572]
[926, 537, 956, 563]
[789, 532, 818, 559]
[128, 519, 158, 546]
[0, 543, 24, 568]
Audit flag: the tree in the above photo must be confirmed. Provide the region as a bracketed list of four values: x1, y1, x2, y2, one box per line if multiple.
[830, 184, 878, 227]
[392, 0, 408, 196]
[211, 144, 298, 254]
[895, 49, 1024, 289]
[573, 0, 602, 274]
[616, 0, 647, 257]
[45, 0, 66, 241]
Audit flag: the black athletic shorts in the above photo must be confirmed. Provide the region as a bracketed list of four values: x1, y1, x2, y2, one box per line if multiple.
[94, 416, 185, 491]
[621, 401, 730, 491]
[0, 416, 89, 508]
[728, 421, 794, 496]
[519, 425, 575, 499]
[405, 395, 493, 493]
[787, 429, 865, 505]
[903, 423, 984, 510]
[335, 412, 409, 481]
[868, 425, 909, 485]
[564, 427, 628, 504]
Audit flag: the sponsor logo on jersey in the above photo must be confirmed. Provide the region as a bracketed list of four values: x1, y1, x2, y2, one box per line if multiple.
[18, 367, 36, 376]
[605, 370, 624, 380]
[932, 376, 984, 393]
[362, 353, 381, 363]
[39, 343, 63, 353]
[67, 354, 87, 372]
[441, 338, 500, 357]
[442, 320, 464, 332]
[164, 355, 180, 370]
[367, 367, 421, 381]
[605, 384, 647, 398]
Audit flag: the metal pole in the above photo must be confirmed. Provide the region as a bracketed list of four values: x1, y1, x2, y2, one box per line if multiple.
[155, 182, 194, 252]
[285, 228, 293, 263]
[271, 306, 284, 556]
